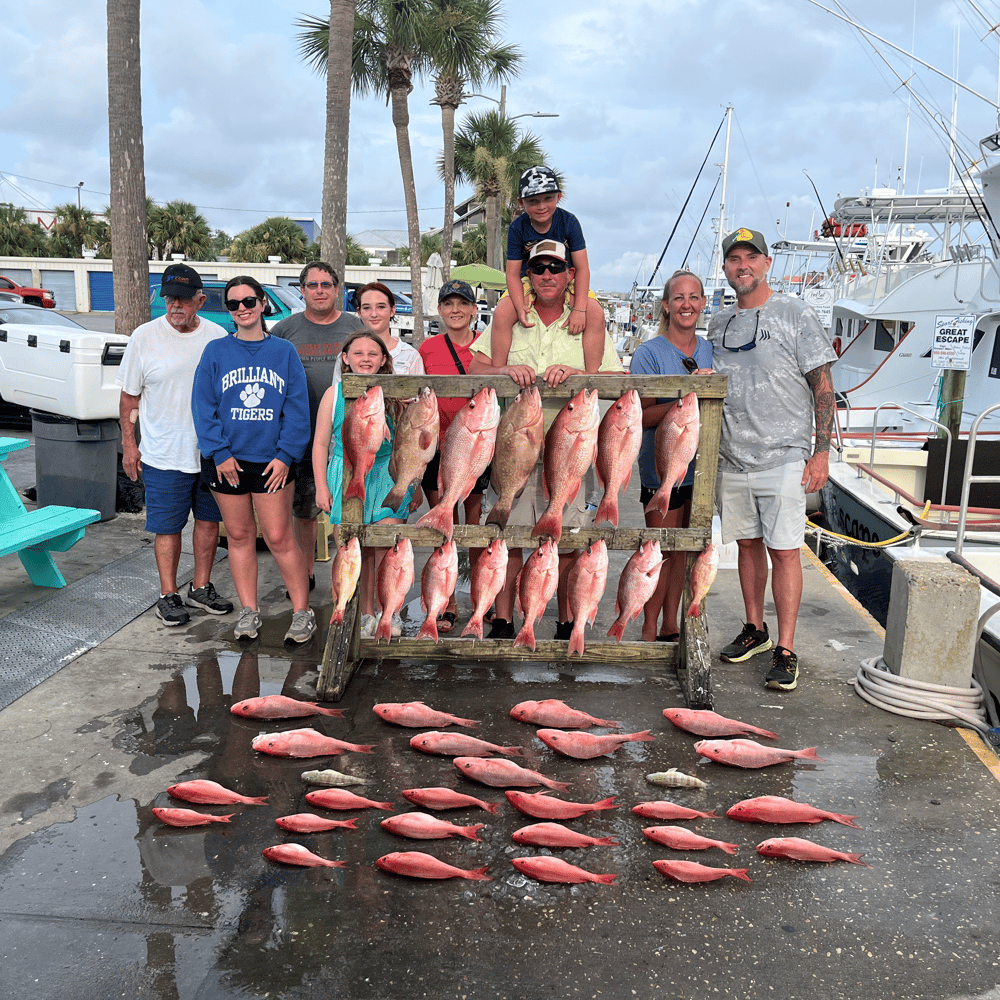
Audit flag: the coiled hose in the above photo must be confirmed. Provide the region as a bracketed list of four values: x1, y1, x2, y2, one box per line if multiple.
[854, 656, 988, 732]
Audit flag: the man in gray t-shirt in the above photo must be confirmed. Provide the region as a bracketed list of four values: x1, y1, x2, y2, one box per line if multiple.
[706, 227, 837, 692]
[271, 262, 364, 585]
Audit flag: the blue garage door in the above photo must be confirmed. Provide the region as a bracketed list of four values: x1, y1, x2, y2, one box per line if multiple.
[88, 272, 115, 311]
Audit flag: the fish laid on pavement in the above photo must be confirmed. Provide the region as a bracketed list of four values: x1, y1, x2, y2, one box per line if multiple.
[593, 388, 643, 527]
[756, 837, 869, 866]
[462, 539, 509, 639]
[486, 384, 544, 528]
[728, 796, 862, 829]
[230, 695, 345, 720]
[262, 843, 347, 868]
[167, 780, 268, 806]
[252, 728, 375, 758]
[375, 851, 492, 880]
[645, 392, 700, 517]
[454, 756, 571, 791]
[374, 536, 415, 641]
[305, 788, 395, 811]
[504, 791, 618, 820]
[632, 802, 719, 821]
[373, 701, 479, 728]
[331, 537, 362, 626]
[152, 807, 235, 828]
[645, 769, 707, 789]
[275, 814, 360, 833]
[417, 386, 500, 541]
[381, 812, 484, 842]
[686, 543, 719, 618]
[409, 732, 524, 757]
[385, 386, 439, 511]
[535, 728, 654, 760]
[510, 699, 620, 729]
[300, 768, 368, 787]
[416, 539, 458, 642]
[401, 787, 501, 814]
[652, 860, 751, 883]
[512, 856, 617, 885]
[343, 385, 389, 506]
[511, 822, 618, 848]
[566, 540, 609, 657]
[607, 539, 664, 642]
[513, 539, 559, 651]
[532, 388, 601, 542]
[662, 708, 778, 740]
[694, 739, 823, 769]
[642, 826, 739, 854]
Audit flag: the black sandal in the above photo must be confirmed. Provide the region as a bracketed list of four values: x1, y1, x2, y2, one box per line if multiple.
[656, 632, 680, 642]
[437, 610, 458, 634]
[482, 606, 496, 625]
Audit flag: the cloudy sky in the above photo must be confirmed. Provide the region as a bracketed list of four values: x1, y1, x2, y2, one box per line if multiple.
[3, 0, 1000, 292]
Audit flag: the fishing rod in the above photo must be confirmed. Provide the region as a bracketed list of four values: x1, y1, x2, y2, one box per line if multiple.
[646, 111, 728, 289]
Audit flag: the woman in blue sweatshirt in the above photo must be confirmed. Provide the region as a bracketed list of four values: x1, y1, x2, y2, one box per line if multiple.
[192, 275, 314, 644]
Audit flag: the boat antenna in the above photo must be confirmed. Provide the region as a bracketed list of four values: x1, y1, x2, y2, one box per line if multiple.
[645, 110, 729, 288]
[802, 170, 847, 268]
[681, 174, 722, 269]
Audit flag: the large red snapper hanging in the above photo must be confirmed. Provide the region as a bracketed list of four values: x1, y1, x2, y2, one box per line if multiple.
[373, 537, 414, 641]
[565, 540, 608, 656]
[415, 539, 458, 642]
[486, 385, 544, 529]
[593, 388, 643, 527]
[462, 539, 509, 640]
[513, 539, 559, 651]
[607, 539, 664, 642]
[343, 385, 389, 506]
[645, 392, 700, 518]
[385, 386, 439, 510]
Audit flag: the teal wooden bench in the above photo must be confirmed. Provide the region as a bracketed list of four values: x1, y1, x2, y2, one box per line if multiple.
[0, 436, 101, 587]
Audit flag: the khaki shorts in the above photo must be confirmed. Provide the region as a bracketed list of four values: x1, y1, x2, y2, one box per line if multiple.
[717, 460, 806, 550]
[499, 463, 595, 530]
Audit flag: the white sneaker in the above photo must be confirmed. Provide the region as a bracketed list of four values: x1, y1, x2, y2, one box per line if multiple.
[234, 607, 261, 640]
[390, 612, 402, 638]
[359, 613, 378, 638]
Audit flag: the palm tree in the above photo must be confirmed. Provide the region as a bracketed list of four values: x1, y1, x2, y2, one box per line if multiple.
[107, 0, 150, 335]
[449, 109, 545, 270]
[346, 233, 370, 266]
[297, 0, 434, 344]
[147, 200, 213, 260]
[0, 204, 50, 257]
[49, 204, 102, 258]
[229, 217, 311, 263]
[454, 221, 487, 265]
[425, 0, 519, 280]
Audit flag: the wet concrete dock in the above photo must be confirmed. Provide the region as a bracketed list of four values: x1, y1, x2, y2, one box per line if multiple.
[2, 428, 1000, 1000]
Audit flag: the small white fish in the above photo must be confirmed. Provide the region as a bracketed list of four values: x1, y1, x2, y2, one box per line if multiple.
[645, 768, 707, 789]
[301, 768, 369, 787]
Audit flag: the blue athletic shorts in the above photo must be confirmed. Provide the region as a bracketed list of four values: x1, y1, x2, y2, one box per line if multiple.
[141, 463, 222, 535]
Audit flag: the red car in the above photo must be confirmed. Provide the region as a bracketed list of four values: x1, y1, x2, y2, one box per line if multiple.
[0, 274, 55, 308]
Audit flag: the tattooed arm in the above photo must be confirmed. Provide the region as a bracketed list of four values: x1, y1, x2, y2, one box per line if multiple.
[801, 362, 834, 493]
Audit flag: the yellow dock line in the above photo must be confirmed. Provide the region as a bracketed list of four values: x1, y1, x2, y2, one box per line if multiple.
[801, 545, 1000, 784]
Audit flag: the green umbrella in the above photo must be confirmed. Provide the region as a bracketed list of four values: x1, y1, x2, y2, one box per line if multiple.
[449, 262, 507, 291]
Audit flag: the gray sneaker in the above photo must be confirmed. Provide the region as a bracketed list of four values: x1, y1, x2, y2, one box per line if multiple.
[185, 581, 234, 615]
[285, 608, 317, 644]
[359, 613, 378, 638]
[155, 592, 189, 626]
[234, 607, 262, 640]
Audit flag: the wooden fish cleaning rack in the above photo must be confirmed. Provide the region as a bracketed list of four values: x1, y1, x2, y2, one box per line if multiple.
[318, 372, 727, 709]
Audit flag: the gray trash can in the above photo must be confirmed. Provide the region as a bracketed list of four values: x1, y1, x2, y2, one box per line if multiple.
[31, 410, 118, 521]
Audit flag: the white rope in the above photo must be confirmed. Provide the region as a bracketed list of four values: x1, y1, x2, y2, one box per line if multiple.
[853, 656, 989, 733]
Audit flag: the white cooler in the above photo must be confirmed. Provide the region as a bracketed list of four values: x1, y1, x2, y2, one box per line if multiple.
[0, 324, 129, 420]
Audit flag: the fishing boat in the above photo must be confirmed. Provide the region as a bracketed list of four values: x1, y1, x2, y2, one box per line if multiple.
[816, 154, 1000, 727]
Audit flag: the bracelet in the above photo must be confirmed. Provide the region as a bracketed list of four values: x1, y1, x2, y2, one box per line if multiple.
[571, 308, 586, 313]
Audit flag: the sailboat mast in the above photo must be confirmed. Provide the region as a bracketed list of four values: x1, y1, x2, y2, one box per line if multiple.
[712, 105, 733, 285]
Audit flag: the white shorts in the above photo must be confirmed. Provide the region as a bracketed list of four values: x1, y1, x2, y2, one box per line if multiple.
[717, 460, 806, 550]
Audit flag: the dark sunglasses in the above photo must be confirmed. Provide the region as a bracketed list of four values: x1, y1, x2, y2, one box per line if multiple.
[226, 295, 259, 312]
[681, 355, 699, 373]
[527, 259, 568, 275]
[721, 310, 760, 352]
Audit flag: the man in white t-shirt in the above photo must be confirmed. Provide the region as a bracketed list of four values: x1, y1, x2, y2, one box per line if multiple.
[117, 263, 233, 626]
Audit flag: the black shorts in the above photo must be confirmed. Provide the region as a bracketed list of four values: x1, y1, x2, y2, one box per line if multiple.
[201, 456, 297, 496]
[291, 458, 318, 518]
[421, 452, 492, 497]
[640, 482, 692, 512]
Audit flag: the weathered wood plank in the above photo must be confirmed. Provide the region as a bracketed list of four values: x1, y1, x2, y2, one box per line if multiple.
[679, 611, 713, 709]
[340, 522, 711, 551]
[358, 636, 678, 666]
[342, 372, 728, 401]
[317, 591, 361, 701]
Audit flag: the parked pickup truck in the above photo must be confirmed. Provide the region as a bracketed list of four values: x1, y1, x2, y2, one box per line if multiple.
[0, 274, 56, 308]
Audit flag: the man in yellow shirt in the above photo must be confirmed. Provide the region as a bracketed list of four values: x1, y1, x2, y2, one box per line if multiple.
[469, 240, 621, 639]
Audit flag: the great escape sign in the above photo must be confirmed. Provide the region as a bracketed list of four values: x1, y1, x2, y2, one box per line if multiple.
[931, 314, 974, 370]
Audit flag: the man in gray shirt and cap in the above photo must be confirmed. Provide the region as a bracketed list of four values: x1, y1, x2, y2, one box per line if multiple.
[707, 227, 836, 692]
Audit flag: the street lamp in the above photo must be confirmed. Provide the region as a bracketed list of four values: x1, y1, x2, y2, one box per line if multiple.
[77, 182, 84, 209]
[463, 85, 558, 122]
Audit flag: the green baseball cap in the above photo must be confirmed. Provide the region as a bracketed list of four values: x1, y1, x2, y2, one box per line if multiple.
[722, 228, 769, 258]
